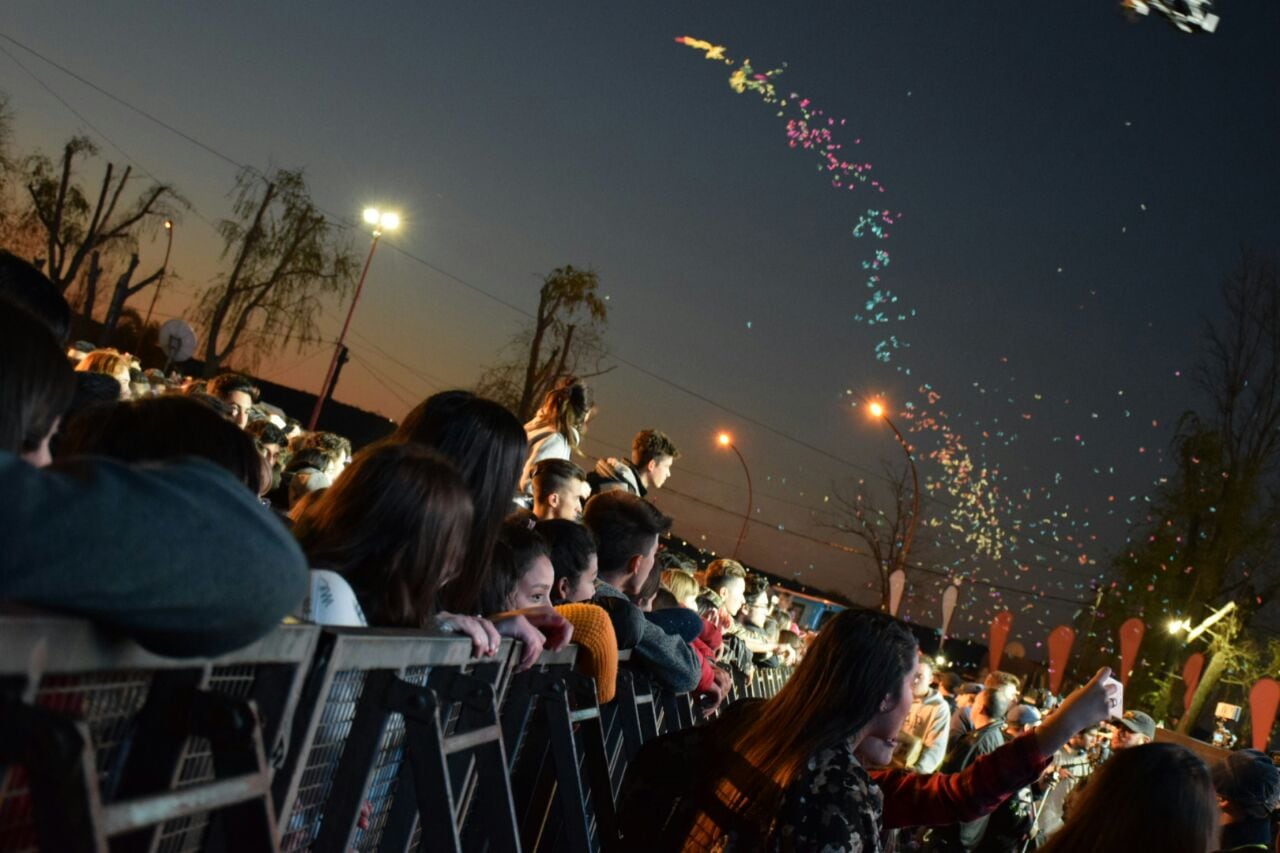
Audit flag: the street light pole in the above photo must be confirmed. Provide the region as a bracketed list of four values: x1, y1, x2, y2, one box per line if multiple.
[717, 433, 754, 559]
[308, 207, 399, 430]
[868, 401, 921, 573]
[143, 219, 174, 330]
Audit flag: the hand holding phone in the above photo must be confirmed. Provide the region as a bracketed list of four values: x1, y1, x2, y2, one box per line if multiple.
[1102, 676, 1124, 718]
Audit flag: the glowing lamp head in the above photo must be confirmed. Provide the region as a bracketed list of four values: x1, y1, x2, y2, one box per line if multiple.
[163, 219, 173, 230]
[717, 433, 732, 447]
[363, 207, 381, 225]
[868, 401, 885, 419]
[379, 211, 401, 231]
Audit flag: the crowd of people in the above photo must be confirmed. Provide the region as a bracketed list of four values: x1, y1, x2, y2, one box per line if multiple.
[2, 247, 1278, 851]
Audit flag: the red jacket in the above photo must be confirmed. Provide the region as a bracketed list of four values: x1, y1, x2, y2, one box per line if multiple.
[873, 730, 1052, 829]
[692, 617, 724, 693]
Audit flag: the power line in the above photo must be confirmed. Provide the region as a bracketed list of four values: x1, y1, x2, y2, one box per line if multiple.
[0, 30, 1108, 580]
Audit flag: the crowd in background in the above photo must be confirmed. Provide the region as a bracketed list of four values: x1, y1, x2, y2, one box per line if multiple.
[2, 247, 1278, 852]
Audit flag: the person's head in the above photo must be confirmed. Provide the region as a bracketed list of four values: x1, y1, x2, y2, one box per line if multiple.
[742, 576, 771, 628]
[296, 431, 353, 478]
[1039, 743, 1218, 853]
[533, 376, 593, 450]
[392, 390, 528, 614]
[531, 457, 590, 521]
[955, 682, 983, 709]
[630, 429, 679, 490]
[76, 349, 132, 400]
[631, 552, 665, 611]
[660, 569, 701, 610]
[1067, 724, 1098, 751]
[0, 251, 71, 344]
[720, 610, 919, 822]
[1111, 709, 1156, 750]
[0, 307, 76, 466]
[1212, 748, 1280, 826]
[489, 516, 554, 611]
[127, 368, 151, 400]
[1005, 704, 1042, 736]
[912, 655, 936, 700]
[206, 373, 260, 429]
[706, 558, 748, 617]
[246, 419, 288, 470]
[537, 518, 599, 604]
[937, 671, 963, 699]
[984, 670, 1021, 706]
[58, 395, 267, 493]
[973, 684, 1014, 728]
[293, 443, 473, 628]
[581, 491, 672, 595]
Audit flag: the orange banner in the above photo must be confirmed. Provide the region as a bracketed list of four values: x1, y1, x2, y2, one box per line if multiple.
[1249, 678, 1279, 752]
[1046, 625, 1075, 694]
[1118, 617, 1146, 687]
[989, 611, 1014, 672]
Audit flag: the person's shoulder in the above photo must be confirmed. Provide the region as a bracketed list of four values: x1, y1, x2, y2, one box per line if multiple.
[308, 570, 367, 627]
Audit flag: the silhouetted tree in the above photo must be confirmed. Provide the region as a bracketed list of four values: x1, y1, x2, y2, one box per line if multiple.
[475, 265, 610, 419]
[194, 167, 356, 376]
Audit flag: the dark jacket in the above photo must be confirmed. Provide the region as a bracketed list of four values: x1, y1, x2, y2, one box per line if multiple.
[593, 580, 700, 693]
[1, 452, 308, 657]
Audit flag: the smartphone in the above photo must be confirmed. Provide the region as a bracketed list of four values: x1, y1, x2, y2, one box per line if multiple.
[1103, 676, 1123, 718]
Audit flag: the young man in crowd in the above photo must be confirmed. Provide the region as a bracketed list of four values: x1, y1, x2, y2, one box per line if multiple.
[530, 458, 591, 521]
[1109, 708, 1155, 750]
[926, 683, 1016, 850]
[937, 671, 964, 715]
[207, 373, 260, 430]
[952, 670, 1019, 740]
[583, 491, 701, 693]
[1213, 748, 1279, 852]
[589, 428, 679, 497]
[704, 558, 748, 620]
[901, 654, 950, 773]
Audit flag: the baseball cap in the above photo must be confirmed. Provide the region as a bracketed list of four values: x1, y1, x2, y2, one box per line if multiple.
[1007, 704, 1042, 727]
[1212, 749, 1280, 819]
[1115, 709, 1156, 739]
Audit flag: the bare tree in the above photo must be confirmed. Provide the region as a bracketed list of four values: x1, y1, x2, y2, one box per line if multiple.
[194, 167, 356, 376]
[25, 137, 179, 302]
[829, 460, 926, 611]
[475, 265, 611, 419]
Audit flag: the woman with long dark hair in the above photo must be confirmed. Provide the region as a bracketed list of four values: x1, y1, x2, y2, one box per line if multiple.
[618, 608, 1114, 851]
[1038, 742, 1219, 853]
[0, 307, 75, 466]
[293, 442, 502, 657]
[392, 391, 572, 668]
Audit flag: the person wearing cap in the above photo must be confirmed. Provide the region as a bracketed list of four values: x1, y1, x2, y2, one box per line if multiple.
[1214, 748, 1280, 852]
[1006, 704, 1042, 738]
[1111, 709, 1156, 750]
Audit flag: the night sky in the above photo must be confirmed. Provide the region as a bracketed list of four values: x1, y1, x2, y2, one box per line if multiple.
[4, 2, 1278, 647]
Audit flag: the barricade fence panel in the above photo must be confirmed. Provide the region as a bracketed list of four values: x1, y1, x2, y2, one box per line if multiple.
[0, 612, 797, 853]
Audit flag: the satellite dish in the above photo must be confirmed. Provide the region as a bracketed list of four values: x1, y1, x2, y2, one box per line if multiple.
[158, 318, 197, 368]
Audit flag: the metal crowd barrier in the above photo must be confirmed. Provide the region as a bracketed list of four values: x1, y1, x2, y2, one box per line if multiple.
[0, 612, 796, 853]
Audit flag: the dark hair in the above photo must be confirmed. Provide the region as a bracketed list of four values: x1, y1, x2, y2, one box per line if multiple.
[712, 610, 918, 831]
[536, 519, 598, 604]
[487, 517, 551, 613]
[392, 390, 528, 614]
[286, 447, 340, 473]
[743, 575, 770, 605]
[531, 457, 587, 502]
[0, 307, 76, 456]
[294, 443, 474, 628]
[297, 430, 352, 458]
[631, 429, 680, 467]
[63, 372, 124, 428]
[185, 391, 235, 420]
[58, 395, 266, 492]
[582, 491, 672, 577]
[207, 373, 260, 403]
[980, 685, 1014, 723]
[0, 251, 71, 344]
[939, 672, 963, 694]
[652, 588, 680, 610]
[1039, 743, 1217, 853]
[634, 552, 665, 602]
[706, 558, 747, 592]
[246, 420, 288, 448]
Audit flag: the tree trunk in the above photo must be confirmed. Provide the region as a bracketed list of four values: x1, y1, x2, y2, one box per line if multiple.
[101, 254, 142, 346]
[1178, 647, 1228, 735]
[202, 181, 274, 376]
[81, 251, 102, 325]
[517, 284, 552, 421]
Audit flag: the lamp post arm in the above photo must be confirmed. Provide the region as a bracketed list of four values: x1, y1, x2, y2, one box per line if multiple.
[309, 231, 381, 430]
[730, 442, 753, 559]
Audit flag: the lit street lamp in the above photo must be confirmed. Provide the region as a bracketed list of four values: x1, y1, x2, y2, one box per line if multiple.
[717, 432, 754, 559]
[867, 399, 921, 573]
[142, 219, 174, 330]
[309, 207, 400, 430]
